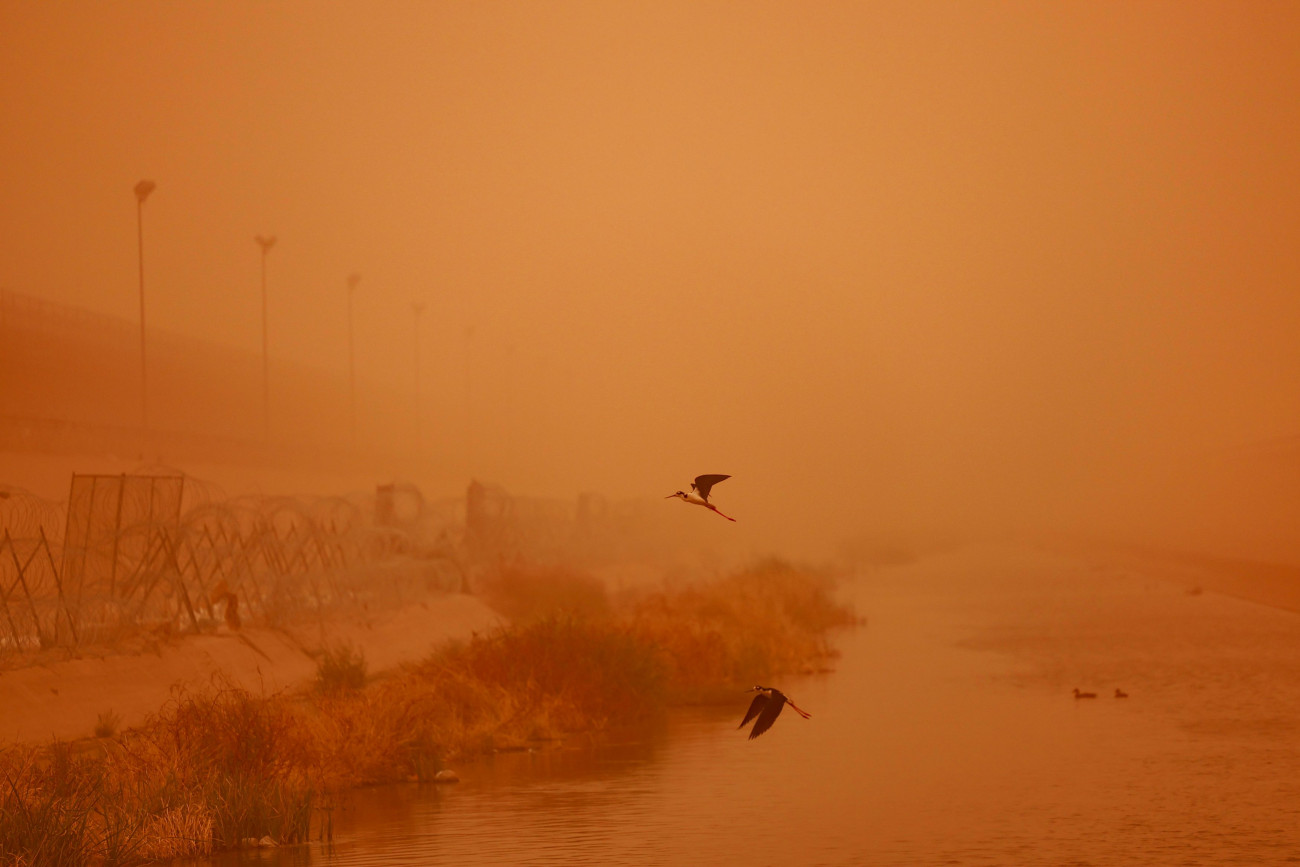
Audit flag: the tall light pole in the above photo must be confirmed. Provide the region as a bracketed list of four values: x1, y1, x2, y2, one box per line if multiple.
[463, 324, 476, 475]
[412, 300, 425, 455]
[134, 180, 156, 431]
[255, 234, 277, 441]
[347, 273, 360, 450]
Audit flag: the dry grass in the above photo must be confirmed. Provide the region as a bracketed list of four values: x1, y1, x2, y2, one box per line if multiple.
[315, 642, 368, 694]
[0, 558, 853, 865]
[134, 804, 213, 861]
[93, 710, 122, 739]
[0, 747, 102, 867]
[629, 558, 857, 699]
[1, 685, 317, 866]
[146, 686, 318, 848]
[301, 615, 668, 788]
[478, 562, 611, 622]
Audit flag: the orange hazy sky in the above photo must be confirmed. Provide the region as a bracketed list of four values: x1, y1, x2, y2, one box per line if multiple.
[3, 1, 1298, 549]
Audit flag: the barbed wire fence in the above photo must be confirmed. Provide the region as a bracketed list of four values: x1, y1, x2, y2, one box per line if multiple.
[0, 472, 680, 661]
[0, 473, 466, 660]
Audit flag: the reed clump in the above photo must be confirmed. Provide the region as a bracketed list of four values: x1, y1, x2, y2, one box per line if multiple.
[0, 559, 853, 865]
[305, 615, 668, 787]
[628, 558, 856, 699]
[0, 741, 215, 866]
[0, 747, 103, 867]
[0, 685, 318, 866]
[145, 686, 318, 848]
[94, 709, 122, 739]
[315, 642, 368, 694]
[478, 562, 611, 622]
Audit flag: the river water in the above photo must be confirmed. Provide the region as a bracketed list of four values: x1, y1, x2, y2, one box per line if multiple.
[203, 545, 1300, 865]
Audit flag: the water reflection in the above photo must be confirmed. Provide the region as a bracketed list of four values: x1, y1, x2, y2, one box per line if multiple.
[200, 546, 1300, 866]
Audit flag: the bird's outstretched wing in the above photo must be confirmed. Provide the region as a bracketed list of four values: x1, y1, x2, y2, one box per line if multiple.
[739, 693, 768, 730]
[692, 474, 731, 502]
[748, 695, 786, 740]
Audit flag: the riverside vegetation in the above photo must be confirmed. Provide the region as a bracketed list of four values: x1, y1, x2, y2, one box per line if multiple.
[0, 558, 856, 865]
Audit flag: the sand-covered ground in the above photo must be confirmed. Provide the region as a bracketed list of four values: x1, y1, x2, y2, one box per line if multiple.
[0, 590, 502, 744]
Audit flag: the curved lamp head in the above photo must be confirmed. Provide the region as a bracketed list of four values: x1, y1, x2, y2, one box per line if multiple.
[134, 180, 156, 203]
[254, 234, 277, 252]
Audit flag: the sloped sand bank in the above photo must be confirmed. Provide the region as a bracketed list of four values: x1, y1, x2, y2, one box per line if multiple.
[0, 592, 502, 744]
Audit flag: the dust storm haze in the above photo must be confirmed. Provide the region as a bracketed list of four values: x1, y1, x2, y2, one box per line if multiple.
[3, 1, 1299, 560]
[5, 5, 1300, 865]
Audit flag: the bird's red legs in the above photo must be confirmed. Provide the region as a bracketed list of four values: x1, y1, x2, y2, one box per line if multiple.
[787, 699, 812, 719]
[708, 505, 737, 522]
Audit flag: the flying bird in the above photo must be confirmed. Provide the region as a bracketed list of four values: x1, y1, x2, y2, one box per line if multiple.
[1073, 688, 1097, 699]
[738, 685, 811, 740]
[666, 473, 736, 521]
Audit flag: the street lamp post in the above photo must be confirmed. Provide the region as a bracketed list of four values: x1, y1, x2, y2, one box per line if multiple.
[412, 301, 425, 455]
[134, 180, 156, 431]
[255, 234, 277, 441]
[463, 324, 475, 475]
[347, 273, 360, 450]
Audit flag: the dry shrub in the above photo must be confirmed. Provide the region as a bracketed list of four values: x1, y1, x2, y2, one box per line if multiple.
[134, 804, 214, 861]
[94, 709, 122, 739]
[304, 685, 446, 787]
[371, 664, 520, 774]
[0, 747, 100, 867]
[630, 558, 855, 699]
[315, 642, 368, 693]
[157, 687, 312, 780]
[444, 616, 666, 733]
[146, 685, 318, 848]
[479, 562, 610, 622]
[315, 616, 669, 784]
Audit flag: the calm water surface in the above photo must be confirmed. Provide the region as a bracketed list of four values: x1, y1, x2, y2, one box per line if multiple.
[203, 546, 1300, 865]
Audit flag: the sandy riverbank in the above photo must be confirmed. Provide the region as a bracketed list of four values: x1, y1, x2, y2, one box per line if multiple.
[0, 590, 502, 744]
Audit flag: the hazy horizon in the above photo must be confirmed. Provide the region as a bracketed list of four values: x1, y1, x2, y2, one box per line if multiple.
[3, 1, 1298, 559]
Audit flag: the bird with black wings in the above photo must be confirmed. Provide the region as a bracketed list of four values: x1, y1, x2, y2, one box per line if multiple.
[738, 685, 812, 740]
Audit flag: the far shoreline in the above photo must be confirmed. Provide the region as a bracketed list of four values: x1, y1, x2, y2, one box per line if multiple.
[1044, 537, 1300, 616]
